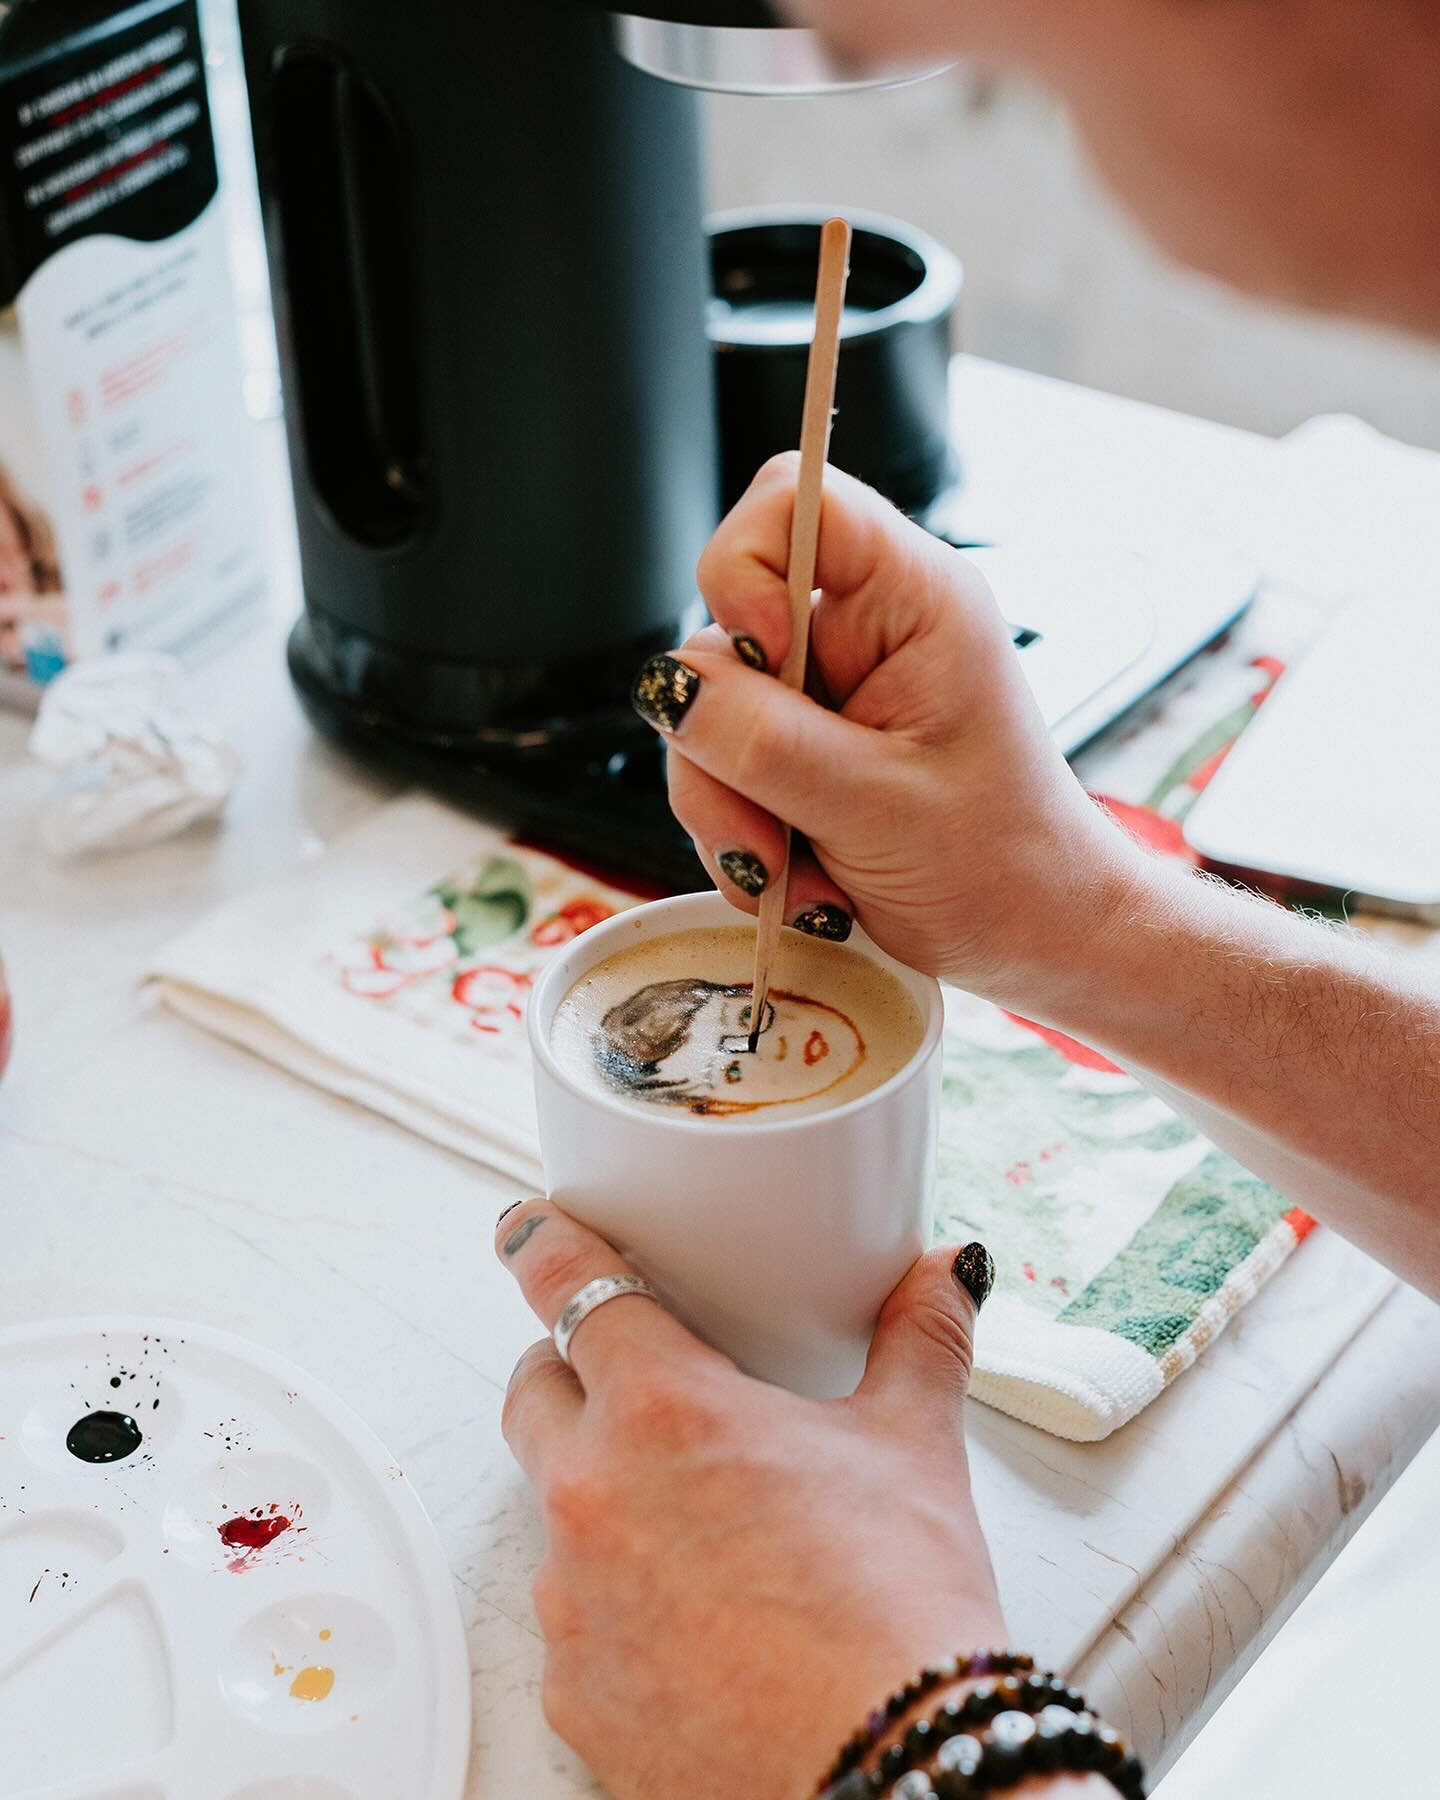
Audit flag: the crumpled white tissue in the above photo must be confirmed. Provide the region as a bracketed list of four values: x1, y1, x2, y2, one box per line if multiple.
[29, 653, 241, 855]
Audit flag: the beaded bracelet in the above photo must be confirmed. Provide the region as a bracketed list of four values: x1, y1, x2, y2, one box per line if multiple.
[885, 1702, 1144, 1799]
[819, 1650, 1035, 1789]
[818, 1669, 1146, 1800]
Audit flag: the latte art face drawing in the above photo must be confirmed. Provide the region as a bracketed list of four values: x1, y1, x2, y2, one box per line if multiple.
[551, 926, 924, 1121]
[592, 977, 865, 1114]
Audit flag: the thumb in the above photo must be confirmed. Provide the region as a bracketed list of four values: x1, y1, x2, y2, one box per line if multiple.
[856, 1241, 995, 1417]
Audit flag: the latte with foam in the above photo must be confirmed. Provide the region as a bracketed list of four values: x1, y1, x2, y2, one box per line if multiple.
[549, 924, 925, 1121]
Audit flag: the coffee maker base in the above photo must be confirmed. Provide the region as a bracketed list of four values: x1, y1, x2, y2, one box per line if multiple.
[287, 619, 707, 893]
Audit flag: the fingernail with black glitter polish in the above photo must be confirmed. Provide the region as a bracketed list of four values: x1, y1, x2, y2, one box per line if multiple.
[790, 902, 852, 942]
[496, 1200, 525, 1228]
[718, 849, 769, 896]
[631, 653, 702, 734]
[953, 1242, 995, 1311]
[731, 632, 768, 673]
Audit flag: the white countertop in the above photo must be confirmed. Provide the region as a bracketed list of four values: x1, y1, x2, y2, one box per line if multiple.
[1153, 1423, 1440, 1796]
[2, 359, 1437, 1794]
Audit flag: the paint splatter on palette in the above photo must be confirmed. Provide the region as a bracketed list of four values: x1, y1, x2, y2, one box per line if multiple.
[0, 1319, 469, 1799]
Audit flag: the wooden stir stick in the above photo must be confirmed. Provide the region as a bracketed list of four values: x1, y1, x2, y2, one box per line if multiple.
[746, 215, 852, 1052]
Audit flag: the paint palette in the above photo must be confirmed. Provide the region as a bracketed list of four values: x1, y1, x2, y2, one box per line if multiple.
[0, 1319, 470, 1800]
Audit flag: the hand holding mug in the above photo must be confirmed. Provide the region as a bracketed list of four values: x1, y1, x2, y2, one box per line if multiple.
[497, 1197, 1003, 1800]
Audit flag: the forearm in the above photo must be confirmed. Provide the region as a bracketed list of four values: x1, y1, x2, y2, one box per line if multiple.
[1031, 857, 1440, 1297]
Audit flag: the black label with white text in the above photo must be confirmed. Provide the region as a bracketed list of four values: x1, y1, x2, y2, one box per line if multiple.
[0, 0, 217, 306]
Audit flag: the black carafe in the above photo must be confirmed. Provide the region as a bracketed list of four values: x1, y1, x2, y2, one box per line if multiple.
[239, 0, 720, 880]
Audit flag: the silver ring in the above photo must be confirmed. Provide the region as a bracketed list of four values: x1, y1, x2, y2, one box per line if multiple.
[553, 1274, 662, 1365]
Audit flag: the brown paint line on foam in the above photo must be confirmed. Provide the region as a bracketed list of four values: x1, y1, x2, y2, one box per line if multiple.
[675, 989, 865, 1116]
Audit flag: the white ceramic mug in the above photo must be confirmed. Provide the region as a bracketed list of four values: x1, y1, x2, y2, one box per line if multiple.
[527, 891, 943, 1398]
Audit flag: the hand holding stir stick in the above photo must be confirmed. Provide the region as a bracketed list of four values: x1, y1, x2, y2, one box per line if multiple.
[747, 216, 852, 1052]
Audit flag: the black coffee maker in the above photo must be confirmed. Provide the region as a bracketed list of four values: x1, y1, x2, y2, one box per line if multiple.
[235, 1, 898, 884]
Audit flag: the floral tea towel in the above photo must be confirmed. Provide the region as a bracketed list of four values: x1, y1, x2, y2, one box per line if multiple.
[951, 607, 1320, 1440]
[935, 992, 1315, 1440]
[148, 794, 640, 1185]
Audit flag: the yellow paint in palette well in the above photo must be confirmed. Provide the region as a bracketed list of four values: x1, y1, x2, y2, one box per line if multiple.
[319, 1627, 331, 1640]
[289, 1665, 335, 1702]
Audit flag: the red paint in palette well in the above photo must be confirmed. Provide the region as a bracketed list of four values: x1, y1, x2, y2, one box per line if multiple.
[219, 1513, 292, 1550]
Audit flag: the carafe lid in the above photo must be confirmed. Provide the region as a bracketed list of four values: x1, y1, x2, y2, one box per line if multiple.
[609, 9, 950, 95]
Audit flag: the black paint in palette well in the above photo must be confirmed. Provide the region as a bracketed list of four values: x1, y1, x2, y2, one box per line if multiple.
[66, 1410, 143, 1464]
